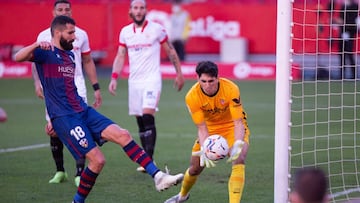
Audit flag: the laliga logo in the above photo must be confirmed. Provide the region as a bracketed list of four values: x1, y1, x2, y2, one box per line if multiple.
[191, 16, 240, 41]
[147, 10, 240, 41]
[233, 62, 252, 79]
[147, 10, 171, 32]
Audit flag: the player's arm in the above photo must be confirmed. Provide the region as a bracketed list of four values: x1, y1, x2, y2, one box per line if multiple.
[186, 93, 216, 167]
[108, 46, 126, 96]
[82, 53, 102, 108]
[230, 103, 246, 142]
[227, 118, 246, 163]
[15, 41, 52, 62]
[227, 86, 247, 162]
[14, 42, 39, 62]
[228, 84, 245, 141]
[234, 118, 245, 141]
[185, 96, 208, 144]
[196, 122, 210, 146]
[162, 40, 184, 91]
[31, 63, 44, 99]
[193, 121, 217, 168]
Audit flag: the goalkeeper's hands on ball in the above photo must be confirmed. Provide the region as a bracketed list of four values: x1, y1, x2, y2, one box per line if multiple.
[227, 139, 245, 163]
[192, 147, 217, 168]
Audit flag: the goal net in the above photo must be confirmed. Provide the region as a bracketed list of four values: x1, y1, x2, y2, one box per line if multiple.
[275, 0, 360, 202]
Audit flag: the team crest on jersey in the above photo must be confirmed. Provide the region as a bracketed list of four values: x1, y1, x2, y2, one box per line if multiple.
[220, 99, 225, 105]
[146, 91, 155, 99]
[79, 138, 88, 148]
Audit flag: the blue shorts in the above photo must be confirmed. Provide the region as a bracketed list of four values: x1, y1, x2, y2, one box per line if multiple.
[51, 107, 114, 160]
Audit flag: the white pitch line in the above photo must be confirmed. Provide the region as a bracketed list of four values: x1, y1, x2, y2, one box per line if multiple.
[0, 143, 49, 154]
[330, 187, 360, 199]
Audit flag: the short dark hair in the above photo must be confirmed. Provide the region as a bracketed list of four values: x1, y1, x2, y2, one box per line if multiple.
[54, 0, 71, 8]
[195, 61, 218, 78]
[50, 15, 75, 36]
[293, 167, 328, 203]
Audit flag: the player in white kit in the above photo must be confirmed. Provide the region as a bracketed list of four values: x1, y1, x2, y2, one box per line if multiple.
[32, 0, 101, 187]
[108, 0, 184, 172]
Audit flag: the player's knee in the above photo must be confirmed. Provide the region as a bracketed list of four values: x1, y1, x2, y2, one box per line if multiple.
[114, 128, 133, 146]
[98, 157, 106, 167]
[87, 148, 106, 171]
[92, 155, 106, 170]
[119, 128, 132, 139]
[143, 114, 155, 129]
[136, 116, 145, 131]
[104, 124, 133, 145]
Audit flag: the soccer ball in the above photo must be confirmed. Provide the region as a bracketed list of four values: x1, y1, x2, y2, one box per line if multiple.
[203, 135, 229, 161]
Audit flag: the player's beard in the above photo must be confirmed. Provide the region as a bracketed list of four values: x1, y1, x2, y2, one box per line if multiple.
[131, 13, 146, 26]
[60, 36, 74, 51]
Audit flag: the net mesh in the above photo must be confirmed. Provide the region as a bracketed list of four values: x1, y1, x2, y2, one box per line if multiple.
[290, 0, 360, 202]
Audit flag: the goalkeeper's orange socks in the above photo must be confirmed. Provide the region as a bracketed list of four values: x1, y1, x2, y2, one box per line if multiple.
[178, 164, 245, 202]
[179, 168, 198, 197]
[228, 164, 245, 203]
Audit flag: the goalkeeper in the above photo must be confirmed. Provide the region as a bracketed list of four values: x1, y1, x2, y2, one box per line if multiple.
[164, 61, 250, 203]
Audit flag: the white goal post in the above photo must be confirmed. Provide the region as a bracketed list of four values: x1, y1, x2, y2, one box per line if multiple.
[274, 0, 292, 202]
[275, 0, 360, 202]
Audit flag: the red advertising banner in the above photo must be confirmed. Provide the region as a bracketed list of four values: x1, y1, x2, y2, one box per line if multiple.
[0, 61, 300, 80]
[120, 62, 300, 80]
[0, 61, 32, 78]
[1, 1, 358, 66]
[0, 2, 277, 66]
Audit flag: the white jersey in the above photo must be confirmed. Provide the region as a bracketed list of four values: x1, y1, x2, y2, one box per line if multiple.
[119, 20, 167, 84]
[37, 26, 90, 101]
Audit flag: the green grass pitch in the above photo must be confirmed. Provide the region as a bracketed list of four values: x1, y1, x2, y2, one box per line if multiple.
[0, 77, 275, 203]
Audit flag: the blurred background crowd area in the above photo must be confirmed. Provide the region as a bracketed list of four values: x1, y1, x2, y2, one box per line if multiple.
[0, 0, 358, 75]
[1, 0, 358, 81]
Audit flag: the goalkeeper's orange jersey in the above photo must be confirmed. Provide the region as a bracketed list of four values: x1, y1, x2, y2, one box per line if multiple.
[185, 78, 250, 137]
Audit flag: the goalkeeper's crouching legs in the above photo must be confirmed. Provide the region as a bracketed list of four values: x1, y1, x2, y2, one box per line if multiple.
[228, 164, 245, 203]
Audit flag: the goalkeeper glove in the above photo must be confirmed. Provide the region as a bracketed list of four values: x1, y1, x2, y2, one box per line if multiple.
[227, 139, 245, 163]
[192, 147, 217, 168]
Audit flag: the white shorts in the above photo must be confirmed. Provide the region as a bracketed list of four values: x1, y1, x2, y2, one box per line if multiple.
[128, 81, 161, 116]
